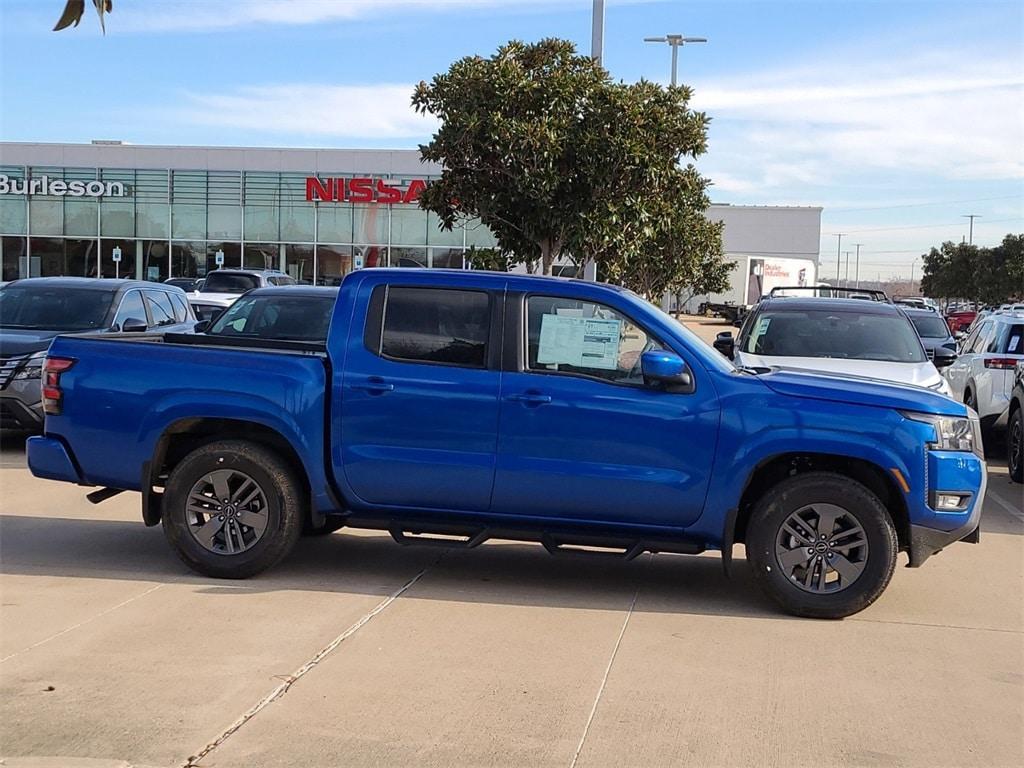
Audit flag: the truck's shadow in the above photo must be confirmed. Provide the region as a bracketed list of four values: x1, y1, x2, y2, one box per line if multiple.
[0, 513, 779, 619]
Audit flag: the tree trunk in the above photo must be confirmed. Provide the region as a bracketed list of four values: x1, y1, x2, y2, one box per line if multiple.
[540, 240, 554, 276]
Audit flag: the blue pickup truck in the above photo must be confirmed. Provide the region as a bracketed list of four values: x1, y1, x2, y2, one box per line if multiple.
[27, 269, 986, 618]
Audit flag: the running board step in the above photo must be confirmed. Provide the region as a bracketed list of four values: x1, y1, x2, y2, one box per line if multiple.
[375, 521, 704, 559]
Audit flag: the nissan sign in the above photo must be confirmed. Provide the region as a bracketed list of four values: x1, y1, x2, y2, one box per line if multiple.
[305, 176, 427, 205]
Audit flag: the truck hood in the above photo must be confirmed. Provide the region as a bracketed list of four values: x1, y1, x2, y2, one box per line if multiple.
[753, 366, 967, 417]
[0, 328, 63, 357]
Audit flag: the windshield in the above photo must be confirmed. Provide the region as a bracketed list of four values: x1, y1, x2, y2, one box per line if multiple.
[201, 273, 260, 294]
[909, 314, 950, 339]
[744, 309, 926, 363]
[209, 295, 335, 341]
[0, 286, 114, 331]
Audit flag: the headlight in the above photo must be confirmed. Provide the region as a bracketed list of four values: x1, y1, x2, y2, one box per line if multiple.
[12, 352, 46, 381]
[901, 410, 983, 458]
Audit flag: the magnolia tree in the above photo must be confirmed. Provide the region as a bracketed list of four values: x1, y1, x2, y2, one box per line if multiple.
[53, 1, 111, 32]
[413, 38, 727, 299]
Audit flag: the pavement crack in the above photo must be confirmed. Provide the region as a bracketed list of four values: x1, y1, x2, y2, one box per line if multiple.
[569, 557, 646, 768]
[0, 582, 167, 664]
[182, 564, 433, 768]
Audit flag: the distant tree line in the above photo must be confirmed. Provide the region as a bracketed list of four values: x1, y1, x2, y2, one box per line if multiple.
[920, 234, 1024, 305]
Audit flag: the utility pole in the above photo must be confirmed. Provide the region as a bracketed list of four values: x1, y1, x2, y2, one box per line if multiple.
[833, 233, 845, 285]
[910, 260, 915, 288]
[591, 0, 605, 64]
[962, 214, 980, 245]
[844, 251, 851, 286]
[644, 33, 707, 86]
[853, 243, 863, 288]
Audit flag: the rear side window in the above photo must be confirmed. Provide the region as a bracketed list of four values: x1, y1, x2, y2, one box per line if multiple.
[168, 292, 190, 322]
[145, 290, 177, 327]
[371, 286, 489, 368]
[994, 323, 1023, 354]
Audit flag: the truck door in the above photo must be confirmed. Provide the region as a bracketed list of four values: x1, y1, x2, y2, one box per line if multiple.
[338, 280, 503, 511]
[490, 293, 719, 528]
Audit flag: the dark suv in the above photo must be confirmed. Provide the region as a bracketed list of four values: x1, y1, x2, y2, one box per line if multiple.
[0, 278, 196, 432]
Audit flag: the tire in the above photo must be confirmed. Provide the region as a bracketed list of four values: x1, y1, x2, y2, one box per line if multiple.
[746, 472, 898, 619]
[161, 440, 304, 578]
[1009, 406, 1024, 484]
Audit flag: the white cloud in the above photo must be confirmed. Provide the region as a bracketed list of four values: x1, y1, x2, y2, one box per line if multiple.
[690, 51, 1024, 196]
[115, 0, 609, 33]
[177, 83, 437, 139]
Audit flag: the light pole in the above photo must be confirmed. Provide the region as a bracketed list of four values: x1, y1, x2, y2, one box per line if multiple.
[833, 233, 846, 286]
[962, 214, 981, 245]
[591, 0, 605, 64]
[844, 251, 851, 286]
[853, 243, 863, 288]
[644, 34, 707, 86]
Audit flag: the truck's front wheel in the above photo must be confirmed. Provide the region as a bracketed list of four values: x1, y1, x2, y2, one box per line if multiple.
[746, 472, 897, 618]
[162, 440, 303, 578]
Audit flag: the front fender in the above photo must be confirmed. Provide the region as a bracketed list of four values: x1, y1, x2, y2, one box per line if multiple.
[685, 390, 917, 546]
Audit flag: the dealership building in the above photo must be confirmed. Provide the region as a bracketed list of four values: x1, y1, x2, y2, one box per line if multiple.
[0, 141, 820, 299]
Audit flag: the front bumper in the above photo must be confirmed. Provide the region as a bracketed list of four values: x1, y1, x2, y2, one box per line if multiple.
[0, 390, 44, 432]
[908, 453, 987, 567]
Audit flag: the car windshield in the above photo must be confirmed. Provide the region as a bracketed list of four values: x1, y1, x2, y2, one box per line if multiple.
[201, 273, 260, 294]
[208, 295, 335, 341]
[744, 309, 926, 363]
[0, 286, 114, 331]
[909, 314, 950, 339]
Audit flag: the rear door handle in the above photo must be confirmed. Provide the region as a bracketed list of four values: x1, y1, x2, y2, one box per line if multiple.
[507, 392, 551, 405]
[351, 377, 394, 394]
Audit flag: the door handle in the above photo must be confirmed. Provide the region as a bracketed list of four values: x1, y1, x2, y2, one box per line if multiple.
[507, 392, 552, 405]
[351, 377, 394, 394]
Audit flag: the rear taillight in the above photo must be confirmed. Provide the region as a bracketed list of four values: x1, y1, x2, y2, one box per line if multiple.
[984, 357, 1018, 370]
[41, 356, 75, 415]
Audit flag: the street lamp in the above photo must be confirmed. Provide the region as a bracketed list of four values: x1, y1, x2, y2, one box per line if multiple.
[644, 34, 707, 86]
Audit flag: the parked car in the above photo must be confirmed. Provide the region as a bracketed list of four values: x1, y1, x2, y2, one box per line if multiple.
[945, 309, 977, 335]
[165, 277, 205, 292]
[198, 286, 339, 342]
[27, 269, 986, 619]
[944, 311, 1024, 434]
[0, 277, 195, 432]
[188, 294, 235, 323]
[1008, 362, 1023, 483]
[713, 295, 951, 395]
[903, 307, 958, 369]
[199, 268, 295, 299]
[188, 269, 297, 321]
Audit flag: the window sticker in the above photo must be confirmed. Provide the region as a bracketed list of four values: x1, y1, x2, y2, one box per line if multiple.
[537, 314, 621, 370]
[1008, 333, 1020, 353]
[756, 317, 772, 334]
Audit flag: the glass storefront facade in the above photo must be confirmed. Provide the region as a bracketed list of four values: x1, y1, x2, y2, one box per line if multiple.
[0, 165, 498, 284]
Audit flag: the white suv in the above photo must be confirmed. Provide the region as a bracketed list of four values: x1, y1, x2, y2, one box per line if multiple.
[944, 312, 1024, 431]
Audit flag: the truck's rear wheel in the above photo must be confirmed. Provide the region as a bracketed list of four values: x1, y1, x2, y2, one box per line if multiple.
[162, 440, 303, 578]
[746, 472, 897, 618]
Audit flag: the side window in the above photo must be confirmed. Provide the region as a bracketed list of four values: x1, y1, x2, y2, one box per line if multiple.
[1004, 324, 1023, 355]
[526, 296, 662, 385]
[168, 292, 189, 322]
[970, 322, 992, 354]
[113, 290, 148, 330]
[373, 286, 490, 368]
[145, 290, 176, 327]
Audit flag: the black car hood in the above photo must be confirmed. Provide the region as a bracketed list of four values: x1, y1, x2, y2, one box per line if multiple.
[0, 328, 64, 357]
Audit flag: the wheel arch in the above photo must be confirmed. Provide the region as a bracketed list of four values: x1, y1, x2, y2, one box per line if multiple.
[145, 417, 330, 527]
[733, 452, 910, 554]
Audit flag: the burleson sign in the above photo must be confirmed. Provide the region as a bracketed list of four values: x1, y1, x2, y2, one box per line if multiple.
[305, 176, 427, 205]
[0, 174, 127, 197]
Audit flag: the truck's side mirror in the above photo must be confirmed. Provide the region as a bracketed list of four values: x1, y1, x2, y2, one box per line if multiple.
[194, 320, 211, 333]
[641, 350, 694, 393]
[713, 331, 735, 360]
[120, 317, 148, 333]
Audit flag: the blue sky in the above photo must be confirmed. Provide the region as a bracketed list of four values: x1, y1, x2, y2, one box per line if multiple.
[1, 0, 1021, 279]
